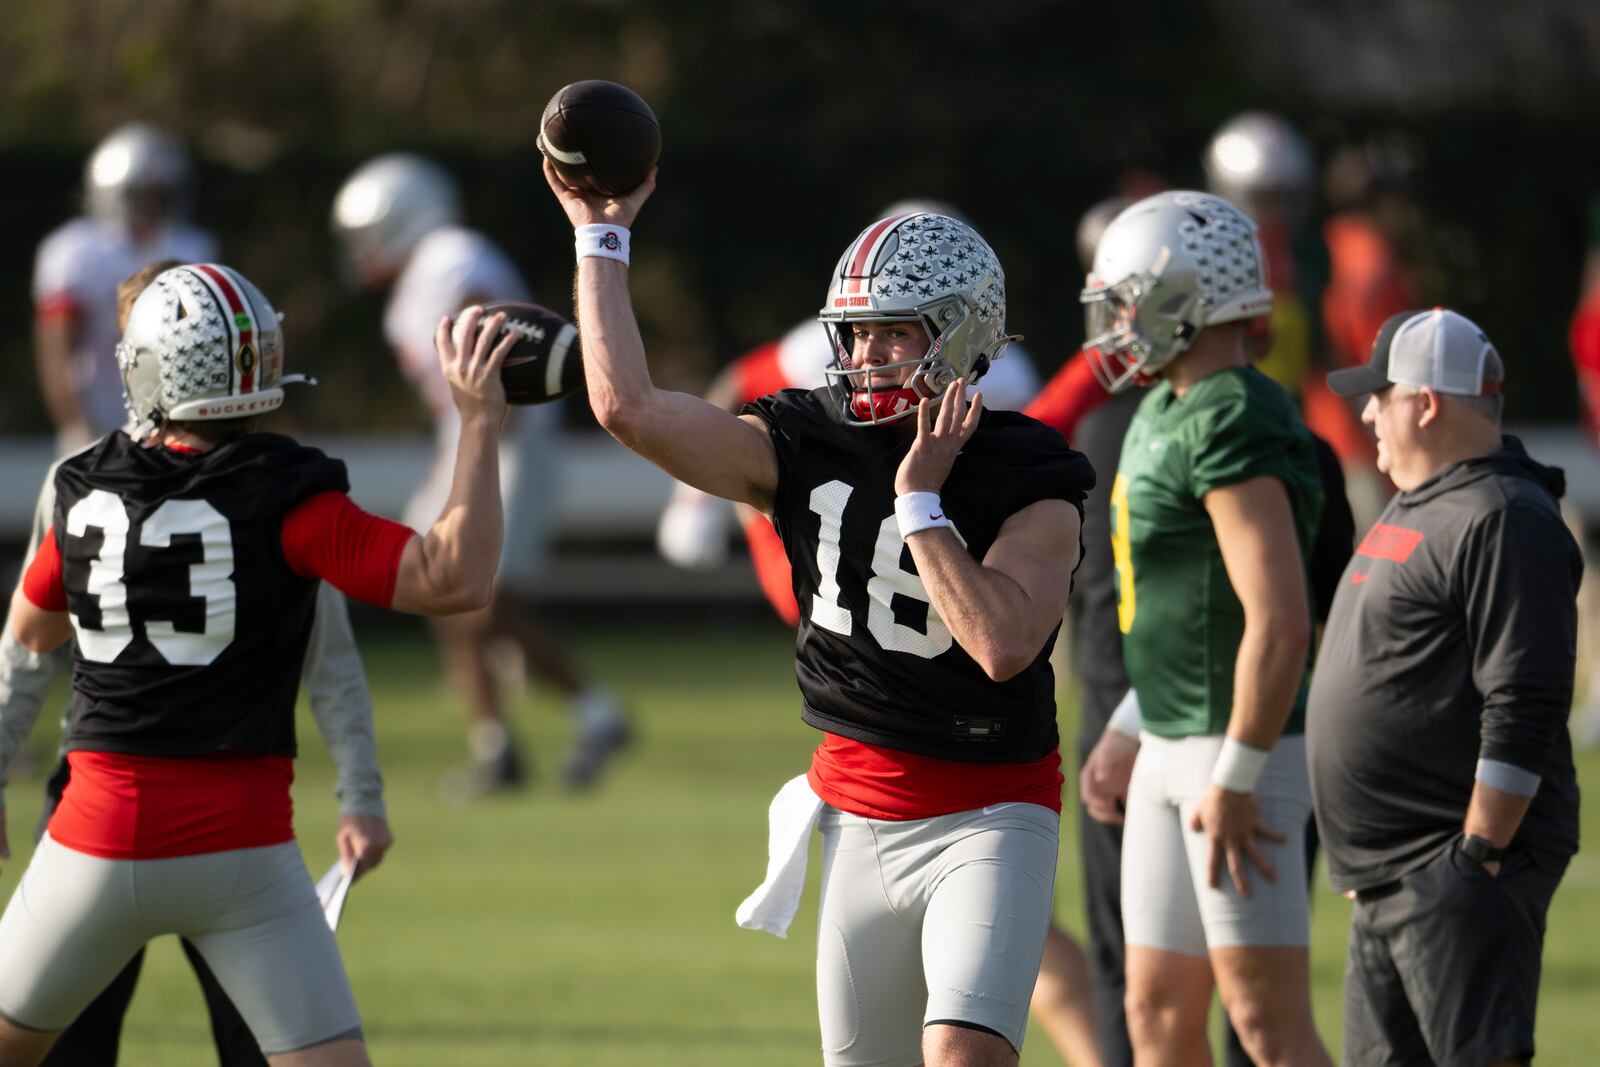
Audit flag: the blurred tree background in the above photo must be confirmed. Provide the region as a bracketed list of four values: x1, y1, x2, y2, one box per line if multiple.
[2, 0, 1598, 433]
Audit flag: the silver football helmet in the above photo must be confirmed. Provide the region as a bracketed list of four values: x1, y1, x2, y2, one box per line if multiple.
[1202, 111, 1314, 214]
[117, 264, 289, 438]
[85, 122, 192, 230]
[331, 153, 461, 283]
[818, 213, 1014, 426]
[1080, 191, 1272, 393]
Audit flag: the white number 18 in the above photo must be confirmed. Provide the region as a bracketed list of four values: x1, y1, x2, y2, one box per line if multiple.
[806, 479, 956, 659]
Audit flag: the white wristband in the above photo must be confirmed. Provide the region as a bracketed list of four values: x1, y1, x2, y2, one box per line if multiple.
[575, 223, 630, 265]
[895, 492, 950, 539]
[1107, 688, 1142, 741]
[1210, 737, 1270, 794]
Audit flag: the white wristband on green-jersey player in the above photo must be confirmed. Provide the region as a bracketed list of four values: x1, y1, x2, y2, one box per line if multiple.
[1107, 687, 1142, 741]
[1211, 736, 1269, 794]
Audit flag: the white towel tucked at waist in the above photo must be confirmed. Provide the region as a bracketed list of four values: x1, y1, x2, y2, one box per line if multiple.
[735, 773, 825, 938]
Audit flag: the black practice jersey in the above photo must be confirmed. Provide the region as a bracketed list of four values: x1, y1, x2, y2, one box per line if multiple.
[53, 431, 349, 758]
[745, 388, 1094, 763]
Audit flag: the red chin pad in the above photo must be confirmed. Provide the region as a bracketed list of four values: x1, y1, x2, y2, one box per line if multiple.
[850, 387, 919, 422]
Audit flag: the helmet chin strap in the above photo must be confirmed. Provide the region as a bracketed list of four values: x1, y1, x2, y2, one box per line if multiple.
[128, 407, 165, 446]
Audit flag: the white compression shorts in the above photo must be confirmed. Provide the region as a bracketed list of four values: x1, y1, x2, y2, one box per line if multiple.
[1121, 732, 1312, 956]
[815, 802, 1059, 1067]
[0, 835, 362, 1054]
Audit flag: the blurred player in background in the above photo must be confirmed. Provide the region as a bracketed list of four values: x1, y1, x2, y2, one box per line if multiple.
[1077, 191, 1332, 1065]
[549, 163, 1092, 1067]
[33, 122, 218, 455]
[0, 265, 511, 1067]
[654, 200, 1040, 620]
[1204, 113, 1395, 530]
[0, 261, 393, 1067]
[333, 154, 628, 798]
[1566, 199, 1600, 746]
[1202, 113, 1327, 399]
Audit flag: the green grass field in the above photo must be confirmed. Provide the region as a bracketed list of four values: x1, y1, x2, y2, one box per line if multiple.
[1, 621, 1596, 1065]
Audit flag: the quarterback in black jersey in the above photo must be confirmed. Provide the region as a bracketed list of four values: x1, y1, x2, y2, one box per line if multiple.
[546, 165, 1090, 1067]
[1, 264, 512, 1067]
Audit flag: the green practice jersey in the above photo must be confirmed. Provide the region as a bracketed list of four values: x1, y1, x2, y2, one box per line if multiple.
[1110, 366, 1322, 737]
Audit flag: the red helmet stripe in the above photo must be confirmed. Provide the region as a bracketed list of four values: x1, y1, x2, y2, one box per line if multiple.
[195, 263, 256, 395]
[844, 214, 912, 295]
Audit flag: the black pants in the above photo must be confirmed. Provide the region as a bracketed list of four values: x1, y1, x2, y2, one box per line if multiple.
[1343, 839, 1564, 1067]
[1075, 702, 1321, 1067]
[37, 759, 268, 1067]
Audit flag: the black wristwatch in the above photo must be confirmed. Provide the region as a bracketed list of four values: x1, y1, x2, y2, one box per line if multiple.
[1459, 834, 1505, 864]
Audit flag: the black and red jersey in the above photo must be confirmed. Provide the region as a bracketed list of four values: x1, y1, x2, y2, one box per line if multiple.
[49, 431, 349, 760]
[744, 388, 1093, 765]
[24, 431, 414, 860]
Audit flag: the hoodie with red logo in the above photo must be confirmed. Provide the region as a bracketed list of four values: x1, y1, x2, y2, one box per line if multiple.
[1307, 437, 1582, 893]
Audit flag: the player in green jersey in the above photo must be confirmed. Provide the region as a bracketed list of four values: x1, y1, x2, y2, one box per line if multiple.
[1077, 191, 1333, 1066]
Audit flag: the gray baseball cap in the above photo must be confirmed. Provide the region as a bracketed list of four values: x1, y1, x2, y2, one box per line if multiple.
[1327, 307, 1503, 397]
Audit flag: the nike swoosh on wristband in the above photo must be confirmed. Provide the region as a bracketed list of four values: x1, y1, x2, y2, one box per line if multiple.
[930, 512, 943, 520]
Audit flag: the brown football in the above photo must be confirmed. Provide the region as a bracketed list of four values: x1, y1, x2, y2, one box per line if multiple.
[538, 80, 661, 197]
[479, 300, 583, 405]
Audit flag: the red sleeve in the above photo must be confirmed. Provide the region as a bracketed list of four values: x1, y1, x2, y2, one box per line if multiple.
[281, 492, 416, 608]
[22, 525, 68, 612]
[1022, 351, 1111, 440]
[1570, 294, 1600, 445]
[34, 292, 82, 326]
[733, 342, 789, 403]
[741, 512, 800, 627]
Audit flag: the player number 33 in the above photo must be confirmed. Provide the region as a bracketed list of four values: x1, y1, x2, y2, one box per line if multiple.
[64, 489, 236, 666]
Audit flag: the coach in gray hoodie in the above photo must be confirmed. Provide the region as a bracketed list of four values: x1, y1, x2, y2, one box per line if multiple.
[1307, 308, 1581, 1067]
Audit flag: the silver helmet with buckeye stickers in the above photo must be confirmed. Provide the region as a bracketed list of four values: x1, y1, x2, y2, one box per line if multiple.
[818, 213, 1016, 426]
[117, 264, 292, 438]
[1080, 191, 1272, 393]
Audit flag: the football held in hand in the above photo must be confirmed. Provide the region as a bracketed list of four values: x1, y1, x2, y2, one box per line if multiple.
[538, 80, 661, 197]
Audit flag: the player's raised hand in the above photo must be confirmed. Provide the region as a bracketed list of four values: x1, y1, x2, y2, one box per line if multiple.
[434, 305, 511, 420]
[544, 158, 657, 230]
[336, 814, 394, 883]
[894, 377, 983, 496]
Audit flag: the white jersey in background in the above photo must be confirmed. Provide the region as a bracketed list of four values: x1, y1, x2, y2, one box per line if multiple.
[32, 218, 218, 436]
[385, 225, 531, 415]
[384, 224, 560, 588]
[773, 317, 1041, 409]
